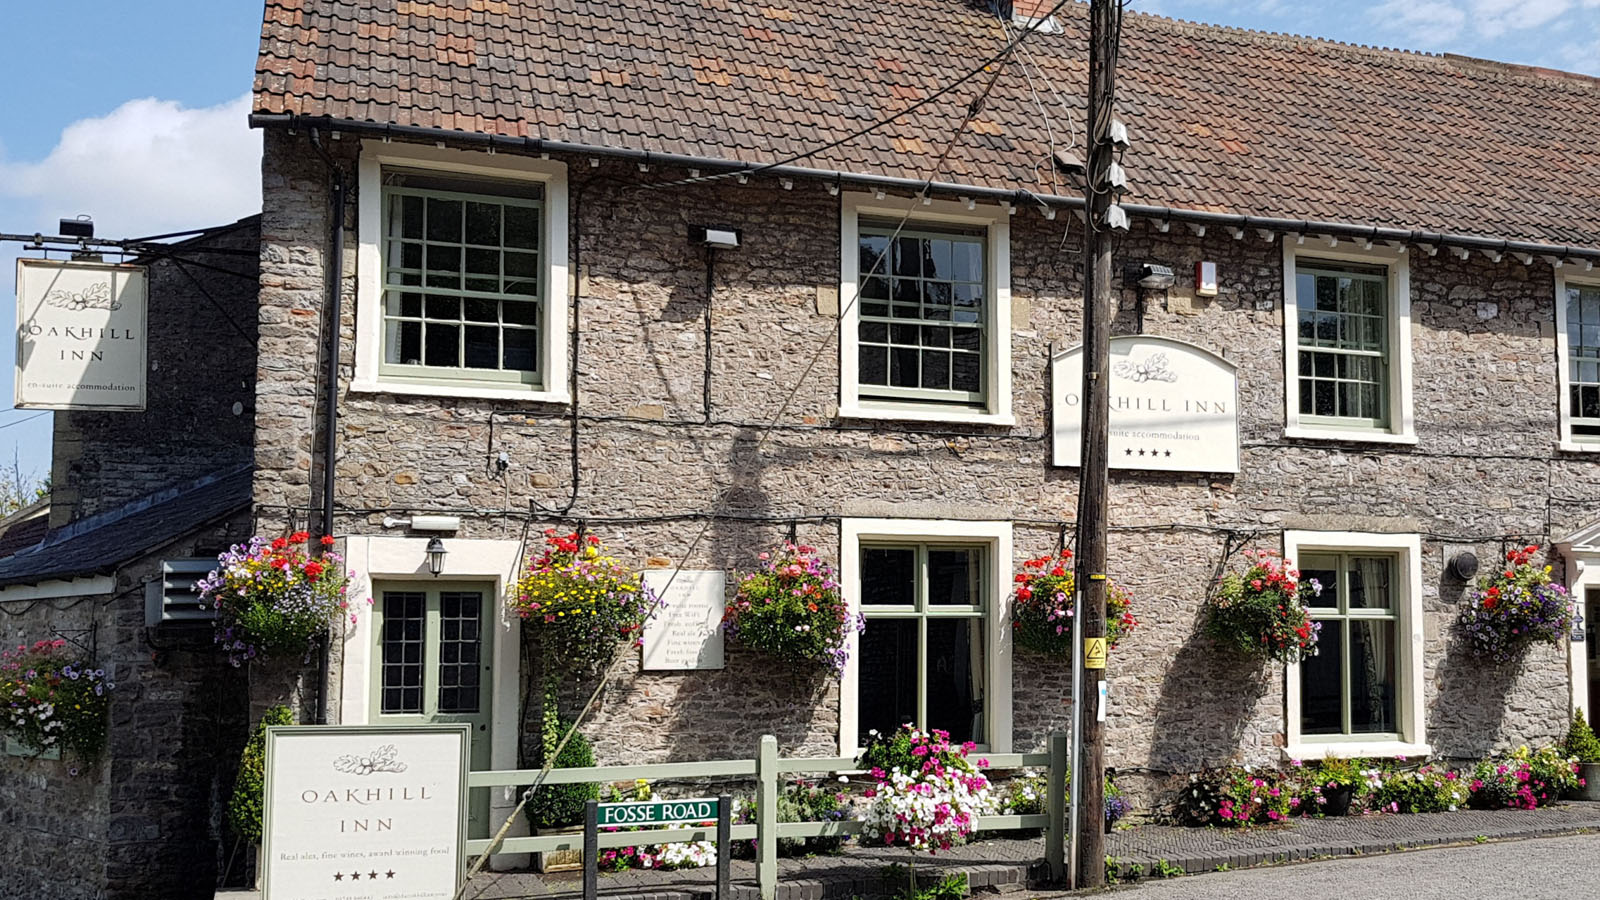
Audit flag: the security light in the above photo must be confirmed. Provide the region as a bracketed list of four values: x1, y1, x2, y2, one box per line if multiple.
[689, 225, 741, 250]
[59, 216, 94, 238]
[1132, 263, 1176, 290]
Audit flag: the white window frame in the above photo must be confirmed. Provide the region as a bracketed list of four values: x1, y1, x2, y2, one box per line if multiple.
[1556, 271, 1600, 452]
[839, 195, 1013, 426]
[1282, 530, 1428, 760]
[1281, 241, 1415, 444]
[839, 518, 1012, 755]
[355, 140, 570, 403]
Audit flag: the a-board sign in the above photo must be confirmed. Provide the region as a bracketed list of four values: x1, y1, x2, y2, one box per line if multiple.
[597, 797, 720, 828]
[641, 569, 726, 670]
[263, 724, 469, 900]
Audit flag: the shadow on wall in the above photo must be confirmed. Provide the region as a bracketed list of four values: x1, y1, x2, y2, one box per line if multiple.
[1146, 614, 1272, 774]
[1428, 571, 1514, 758]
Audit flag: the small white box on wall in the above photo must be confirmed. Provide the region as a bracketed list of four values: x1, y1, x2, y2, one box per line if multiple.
[1196, 261, 1219, 296]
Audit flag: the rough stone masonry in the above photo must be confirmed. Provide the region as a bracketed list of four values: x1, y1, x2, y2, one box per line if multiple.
[253, 130, 1588, 810]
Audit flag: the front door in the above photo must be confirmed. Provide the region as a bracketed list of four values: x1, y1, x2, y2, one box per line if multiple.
[371, 581, 494, 838]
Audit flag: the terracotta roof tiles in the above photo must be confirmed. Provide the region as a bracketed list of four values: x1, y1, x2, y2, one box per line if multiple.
[253, 0, 1600, 247]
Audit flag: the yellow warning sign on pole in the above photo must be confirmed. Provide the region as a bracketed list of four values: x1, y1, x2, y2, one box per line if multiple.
[1084, 637, 1107, 669]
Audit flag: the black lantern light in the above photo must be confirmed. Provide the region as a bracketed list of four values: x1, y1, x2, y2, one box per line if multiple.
[425, 537, 447, 577]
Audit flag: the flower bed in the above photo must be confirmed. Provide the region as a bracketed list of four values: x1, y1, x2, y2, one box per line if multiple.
[1459, 545, 1573, 663]
[509, 530, 657, 672]
[1011, 550, 1137, 657]
[1204, 550, 1321, 663]
[0, 639, 114, 759]
[1469, 746, 1580, 809]
[199, 531, 356, 666]
[723, 543, 861, 673]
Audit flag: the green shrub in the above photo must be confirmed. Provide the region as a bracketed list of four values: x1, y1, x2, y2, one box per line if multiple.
[228, 705, 295, 844]
[1565, 711, 1600, 764]
[525, 720, 600, 829]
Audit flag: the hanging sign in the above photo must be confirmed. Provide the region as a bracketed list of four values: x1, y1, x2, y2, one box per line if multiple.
[14, 258, 147, 410]
[263, 725, 469, 900]
[1052, 335, 1239, 473]
[641, 569, 726, 670]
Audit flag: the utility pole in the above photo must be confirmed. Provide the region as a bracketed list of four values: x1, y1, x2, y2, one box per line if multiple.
[1073, 0, 1122, 889]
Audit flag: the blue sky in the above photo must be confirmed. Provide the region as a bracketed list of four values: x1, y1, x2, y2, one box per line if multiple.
[1, 1, 1596, 482]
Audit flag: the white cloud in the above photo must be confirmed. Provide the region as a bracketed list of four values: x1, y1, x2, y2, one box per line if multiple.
[1470, 0, 1574, 38]
[0, 93, 260, 242]
[1369, 0, 1468, 45]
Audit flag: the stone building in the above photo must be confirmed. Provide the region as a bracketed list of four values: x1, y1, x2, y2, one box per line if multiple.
[10, 1, 1600, 896]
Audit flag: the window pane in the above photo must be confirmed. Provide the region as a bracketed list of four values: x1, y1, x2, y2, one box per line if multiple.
[465, 202, 500, 246]
[1299, 621, 1343, 735]
[426, 198, 463, 242]
[927, 548, 983, 606]
[1349, 619, 1397, 734]
[859, 344, 888, 386]
[502, 299, 539, 326]
[1347, 556, 1392, 610]
[424, 323, 460, 367]
[464, 298, 499, 323]
[925, 617, 984, 744]
[438, 591, 484, 713]
[859, 234, 889, 276]
[892, 237, 922, 278]
[890, 347, 919, 388]
[464, 326, 499, 369]
[952, 353, 980, 393]
[385, 320, 422, 365]
[920, 350, 951, 390]
[381, 592, 426, 714]
[862, 547, 915, 605]
[504, 204, 540, 250]
[503, 328, 537, 372]
[857, 618, 918, 738]
[1299, 554, 1338, 608]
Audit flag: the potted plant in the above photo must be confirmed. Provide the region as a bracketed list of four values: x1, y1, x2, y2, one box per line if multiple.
[198, 531, 357, 666]
[525, 713, 601, 873]
[1011, 550, 1138, 657]
[227, 705, 294, 888]
[1204, 550, 1321, 663]
[722, 543, 862, 673]
[0, 638, 114, 760]
[858, 725, 992, 895]
[1458, 545, 1574, 663]
[1564, 711, 1600, 801]
[1307, 757, 1362, 816]
[509, 530, 657, 675]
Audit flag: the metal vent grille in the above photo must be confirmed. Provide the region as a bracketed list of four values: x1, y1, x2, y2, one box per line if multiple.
[144, 558, 217, 627]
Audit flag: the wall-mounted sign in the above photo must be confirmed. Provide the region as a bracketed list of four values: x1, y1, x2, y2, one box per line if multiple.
[263, 725, 468, 900]
[1053, 335, 1239, 473]
[642, 569, 726, 670]
[14, 259, 147, 410]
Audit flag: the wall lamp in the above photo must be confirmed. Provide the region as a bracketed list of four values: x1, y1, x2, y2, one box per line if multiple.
[1125, 263, 1176, 333]
[425, 537, 447, 577]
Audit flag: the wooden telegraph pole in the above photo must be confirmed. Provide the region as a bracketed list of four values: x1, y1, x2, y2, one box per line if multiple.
[1074, 0, 1122, 888]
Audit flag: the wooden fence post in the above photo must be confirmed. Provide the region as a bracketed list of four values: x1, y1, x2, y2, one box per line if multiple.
[1046, 731, 1067, 883]
[757, 735, 779, 900]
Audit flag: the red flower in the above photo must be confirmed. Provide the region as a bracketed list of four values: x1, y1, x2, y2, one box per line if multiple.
[290, 531, 310, 543]
[320, 535, 336, 546]
[1017, 587, 1032, 601]
[304, 561, 325, 580]
[271, 537, 288, 551]
[1050, 566, 1065, 577]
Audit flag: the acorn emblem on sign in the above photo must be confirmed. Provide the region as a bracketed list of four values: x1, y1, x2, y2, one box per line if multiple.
[333, 744, 408, 776]
[44, 281, 121, 312]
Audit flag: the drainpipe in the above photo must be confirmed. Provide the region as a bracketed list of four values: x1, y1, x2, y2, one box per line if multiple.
[309, 128, 346, 725]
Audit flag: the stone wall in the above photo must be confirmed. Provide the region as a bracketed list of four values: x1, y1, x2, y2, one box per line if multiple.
[50, 218, 260, 528]
[0, 518, 253, 900]
[254, 132, 1589, 809]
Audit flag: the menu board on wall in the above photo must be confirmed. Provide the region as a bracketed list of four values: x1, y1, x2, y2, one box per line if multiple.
[641, 569, 727, 671]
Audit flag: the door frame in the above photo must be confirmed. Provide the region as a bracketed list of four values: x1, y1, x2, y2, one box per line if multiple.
[338, 536, 525, 866]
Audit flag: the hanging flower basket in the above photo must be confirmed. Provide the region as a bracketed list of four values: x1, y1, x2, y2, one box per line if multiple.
[723, 543, 862, 674]
[1204, 550, 1321, 663]
[1458, 545, 1573, 663]
[1010, 550, 1137, 657]
[508, 530, 658, 672]
[199, 532, 357, 666]
[0, 639, 114, 759]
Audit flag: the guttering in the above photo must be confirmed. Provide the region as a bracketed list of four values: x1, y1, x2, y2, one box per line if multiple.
[249, 113, 1600, 264]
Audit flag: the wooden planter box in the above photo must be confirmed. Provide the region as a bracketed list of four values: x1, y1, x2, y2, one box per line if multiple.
[535, 825, 585, 873]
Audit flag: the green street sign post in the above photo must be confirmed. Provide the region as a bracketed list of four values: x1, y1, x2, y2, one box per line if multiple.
[583, 795, 730, 900]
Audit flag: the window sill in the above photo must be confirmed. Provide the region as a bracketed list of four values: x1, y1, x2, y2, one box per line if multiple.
[1557, 439, 1600, 454]
[840, 400, 1014, 427]
[1283, 740, 1431, 761]
[1283, 425, 1417, 446]
[350, 379, 571, 404]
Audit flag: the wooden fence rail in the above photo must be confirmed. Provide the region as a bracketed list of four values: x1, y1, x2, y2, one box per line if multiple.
[465, 733, 1070, 899]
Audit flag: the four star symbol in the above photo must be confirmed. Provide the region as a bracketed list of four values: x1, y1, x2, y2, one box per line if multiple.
[334, 868, 398, 882]
[1124, 448, 1175, 459]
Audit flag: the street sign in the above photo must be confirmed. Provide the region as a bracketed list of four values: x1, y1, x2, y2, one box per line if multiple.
[596, 797, 719, 828]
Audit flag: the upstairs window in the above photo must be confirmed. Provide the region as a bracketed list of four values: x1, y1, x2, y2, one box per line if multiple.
[380, 170, 545, 387]
[1294, 260, 1390, 427]
[1566, 281, 1600, 441]
[857, 224, 987, 405]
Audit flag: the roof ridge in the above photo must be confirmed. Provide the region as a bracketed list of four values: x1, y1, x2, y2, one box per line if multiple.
[1120, 5, 1600, 92]
[26, 464, 253, 555]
